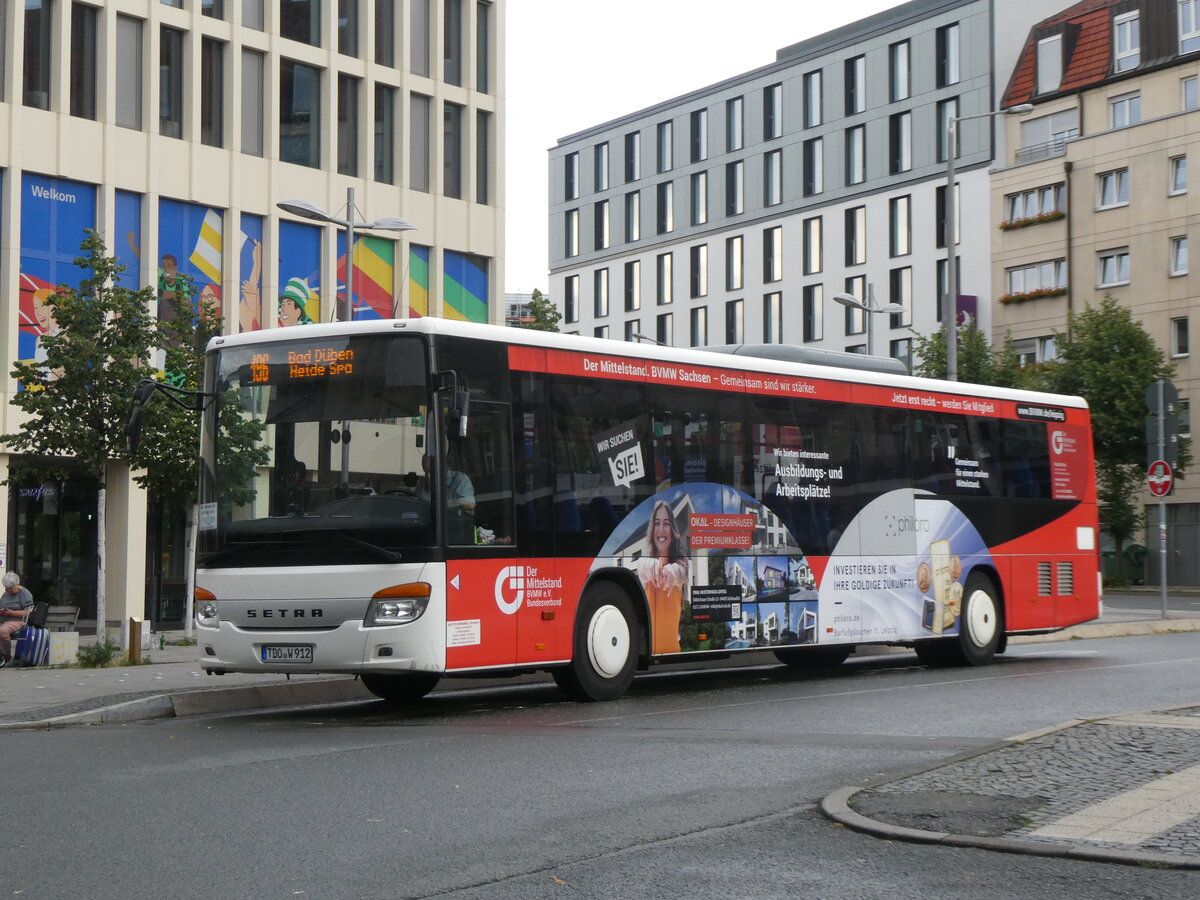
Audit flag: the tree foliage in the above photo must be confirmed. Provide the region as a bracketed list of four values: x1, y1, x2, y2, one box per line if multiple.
[520, 288, 561, 332]
[911, 324, 1033, 388]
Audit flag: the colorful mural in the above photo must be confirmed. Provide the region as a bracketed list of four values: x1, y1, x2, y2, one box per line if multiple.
[239, 214, 264, 332]
[443, 250, 489, 323]
[278, 220, 321, 326]
[336, 234, 395, 320]
[114, 191, 142, 288]
[408, 244, 430, 317]
[18, 174, 97, 364]
[158, 198, 223, 323]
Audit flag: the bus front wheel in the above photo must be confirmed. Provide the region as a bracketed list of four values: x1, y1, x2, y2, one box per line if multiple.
[915, 572, 1002, 668]
[553, 582, 638, 702]
[361, 671, 440, 703]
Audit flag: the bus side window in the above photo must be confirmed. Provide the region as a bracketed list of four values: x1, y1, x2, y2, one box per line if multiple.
[447, 400, 514, 547]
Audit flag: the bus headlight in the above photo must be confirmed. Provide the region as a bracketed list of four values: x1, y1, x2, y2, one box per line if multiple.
[366, 583, 431, 626]
[196, 587, 219, 627]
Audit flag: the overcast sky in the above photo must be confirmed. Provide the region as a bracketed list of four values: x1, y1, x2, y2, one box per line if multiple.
[502, 0, 901, 295]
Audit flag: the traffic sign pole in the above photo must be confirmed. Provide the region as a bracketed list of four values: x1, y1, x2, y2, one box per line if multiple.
[1156, 380, 1167, 619]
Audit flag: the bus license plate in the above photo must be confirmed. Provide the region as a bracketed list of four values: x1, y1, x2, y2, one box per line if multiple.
[261, 645, 313, 663]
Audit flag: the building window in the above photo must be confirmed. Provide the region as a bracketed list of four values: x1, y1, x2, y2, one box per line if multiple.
[625, 191, 640, 242]
[444, 0, 463, 85]
[1113, 11, 1139, 72]
[889, 266, 912, 328]
[937, 98, 958, 162]
[1005, 183, 1065, 221]
[1185, 76, 1199, 110]
[1110, 92, 1141, 129]
[843, 275, 866, 336]
[625, 260, 641, 311]
[690, 307, 708, 347]
[845, 125, 865, 185]
[725, 299, 744, 344]
[803, 284, 823, 342]
[202, 0, 225, 18]
[763, 292, 782, 343]
[475, 109, 490, 203]
[339, 0, 359, 56]
[764, 150, 782, 206]
[338, 74, 360, 175]
[727, 96, 744, 151]
[803, 217, 822, 275]
[1181, 0, 1200, 54]
[803, 138, 823, 196]
[565, 209, 579, 257]
[889, 40, 910, 102]
[726, 236, 743, 290]
[889, 196, 911, 257]
[411, 0, 430, 75]
[845, 206, 866, 267]
[624, 321, 638, 343]
[70, 3, 98, 119]
[1172, 317, 1190, 357]
[656, 313, 673, 347]
[657, 120, 673, 173]
[244, 0, 265, 28]
[935, 182, 960, 248]
[844, 55, 865, 115]
[1005, 259, 1066, 296]
[763, 226, 782, 284]
[375, 85, 396, 183]
[1098, 249, 1130, 287]
[594, 325, 609, 340]
[804, 70, 822, 128]
[691, 172, 708, 225]
[889, 112, 912, 174]
[690, 245, 708, 298]
[763, 83, 782, 140]
[656, 182, 674, 234]
[656, 253, 673, 304]
[594, 200, 610, 250]
[281, 0, 321, 46]
[160, 27, 185, 138]
[476, 0, 490, 91]
[625, 131, 640, 182]
[199, 38, 225, 147]
[594, 269, 610, 318]
[1037, 34, 1062, 94]
[116, 16, 143, 130]
[690, 109, 708, 162]
[1171, 236, 1189, 276]
[376, 0, 395, 66]
[936, 22, 960, 87]
[1098, 169, 1129, 208]
[1171, 156, 1188, 194]
[595, 142, 609, 191]
[726, 161, 744, 215]
[565, 152, 579, 201]
[410, 92, 431, 191]
[564, 275, 579, 323]
[890, 338, 912, 371]
[1018, 109, 1080, 159]
[443, 101, 463, 198]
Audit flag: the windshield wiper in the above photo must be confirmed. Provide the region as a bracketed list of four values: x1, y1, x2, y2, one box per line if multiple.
[338, 532, 402, 563]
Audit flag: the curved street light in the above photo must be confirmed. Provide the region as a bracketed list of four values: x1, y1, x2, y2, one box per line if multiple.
[833, 284, 906, 360]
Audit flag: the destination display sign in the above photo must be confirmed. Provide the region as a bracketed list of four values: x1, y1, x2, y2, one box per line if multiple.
[247, 346, 357, 385]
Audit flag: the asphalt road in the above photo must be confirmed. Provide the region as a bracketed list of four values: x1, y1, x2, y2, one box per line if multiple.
[9, 630, 1200, 900]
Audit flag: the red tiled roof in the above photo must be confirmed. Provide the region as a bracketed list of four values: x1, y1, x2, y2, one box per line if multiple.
[1002, 0, 1120, 107]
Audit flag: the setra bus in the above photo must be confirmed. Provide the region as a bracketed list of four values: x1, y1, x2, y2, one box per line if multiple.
[191, 318, 1101, 702]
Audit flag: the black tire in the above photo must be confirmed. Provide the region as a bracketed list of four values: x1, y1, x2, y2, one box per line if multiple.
[553, 582, 638, 702]
[774, 645, 852, 668]
[915, 572, 1002, 668]
[361, 671, 440, 703]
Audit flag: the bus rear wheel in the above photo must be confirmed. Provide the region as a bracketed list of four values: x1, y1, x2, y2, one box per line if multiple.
[915, 572, 1002, 668]
[553, 582, 638, 702]
[361, 671, 440, 703]
[774, 645, 852, 668]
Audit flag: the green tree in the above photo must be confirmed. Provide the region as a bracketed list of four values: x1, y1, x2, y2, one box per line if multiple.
[520, 288, 561, 332]
[911, 324, 1031, 388]
[2, 231, 158, 637]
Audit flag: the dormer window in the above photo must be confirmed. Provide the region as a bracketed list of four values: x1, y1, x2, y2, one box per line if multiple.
[1037, 34, 1063, 95]
[1113, 11, 1139, 72]
[1182, 0, 1200, 55]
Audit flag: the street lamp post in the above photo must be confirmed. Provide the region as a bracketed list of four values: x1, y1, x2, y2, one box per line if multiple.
[943, 103, 1034, 381]
[277, 187, 417, 322]
[833, 284, 906, 359]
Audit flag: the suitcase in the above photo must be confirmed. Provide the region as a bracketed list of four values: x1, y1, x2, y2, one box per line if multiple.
[14, 625, 50, 667]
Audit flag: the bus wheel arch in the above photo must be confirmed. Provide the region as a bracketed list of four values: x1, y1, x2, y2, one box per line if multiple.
[916, 568, 1004, 668]
[552, 575, 642, 702]
[360, 671, 441, 703]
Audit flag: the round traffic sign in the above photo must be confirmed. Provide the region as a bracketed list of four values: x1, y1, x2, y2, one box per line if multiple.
[1147, 459, 1173, 497]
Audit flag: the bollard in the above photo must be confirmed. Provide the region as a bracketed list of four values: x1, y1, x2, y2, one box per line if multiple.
[128, 617, 142, 663]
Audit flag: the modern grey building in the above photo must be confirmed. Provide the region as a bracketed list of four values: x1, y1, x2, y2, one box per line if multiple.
[547, 0, 1013, 366]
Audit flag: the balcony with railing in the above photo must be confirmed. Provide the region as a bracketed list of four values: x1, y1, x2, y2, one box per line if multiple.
[1014, 129, 1079, 165]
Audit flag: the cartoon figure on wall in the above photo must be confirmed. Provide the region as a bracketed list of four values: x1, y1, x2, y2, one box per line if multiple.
[239, 234, 263, 333]
[18, 275, 60, 365]
[279, 277, 316, 326]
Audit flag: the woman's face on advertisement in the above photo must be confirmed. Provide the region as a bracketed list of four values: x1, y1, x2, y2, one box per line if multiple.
[652, 508, 673, 556]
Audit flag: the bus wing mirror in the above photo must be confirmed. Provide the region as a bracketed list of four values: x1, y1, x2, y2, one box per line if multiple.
[453, 390, 470, 439]
[125, 381, 159, 453]
[436, 370, 470, 439]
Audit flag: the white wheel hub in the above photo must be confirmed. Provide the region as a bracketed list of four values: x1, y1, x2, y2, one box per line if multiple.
[586, 604, 631, 678]
[965, 588, 997, 648]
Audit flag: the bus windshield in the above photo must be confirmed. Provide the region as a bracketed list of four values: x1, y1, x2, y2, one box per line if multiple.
[197, 333, 435, 567]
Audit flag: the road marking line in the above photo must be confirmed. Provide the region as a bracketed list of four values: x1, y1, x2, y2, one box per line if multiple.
[1031, 762, 1200, 844]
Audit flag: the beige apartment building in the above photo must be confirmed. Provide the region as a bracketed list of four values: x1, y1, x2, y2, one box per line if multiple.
[992, 0, 1200, 583]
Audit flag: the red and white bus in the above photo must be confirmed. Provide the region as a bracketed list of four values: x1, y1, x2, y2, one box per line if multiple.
[193, 318, 1101, 701]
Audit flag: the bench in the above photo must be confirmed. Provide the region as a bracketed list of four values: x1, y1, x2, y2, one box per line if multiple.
[44, 606, 80, 632]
